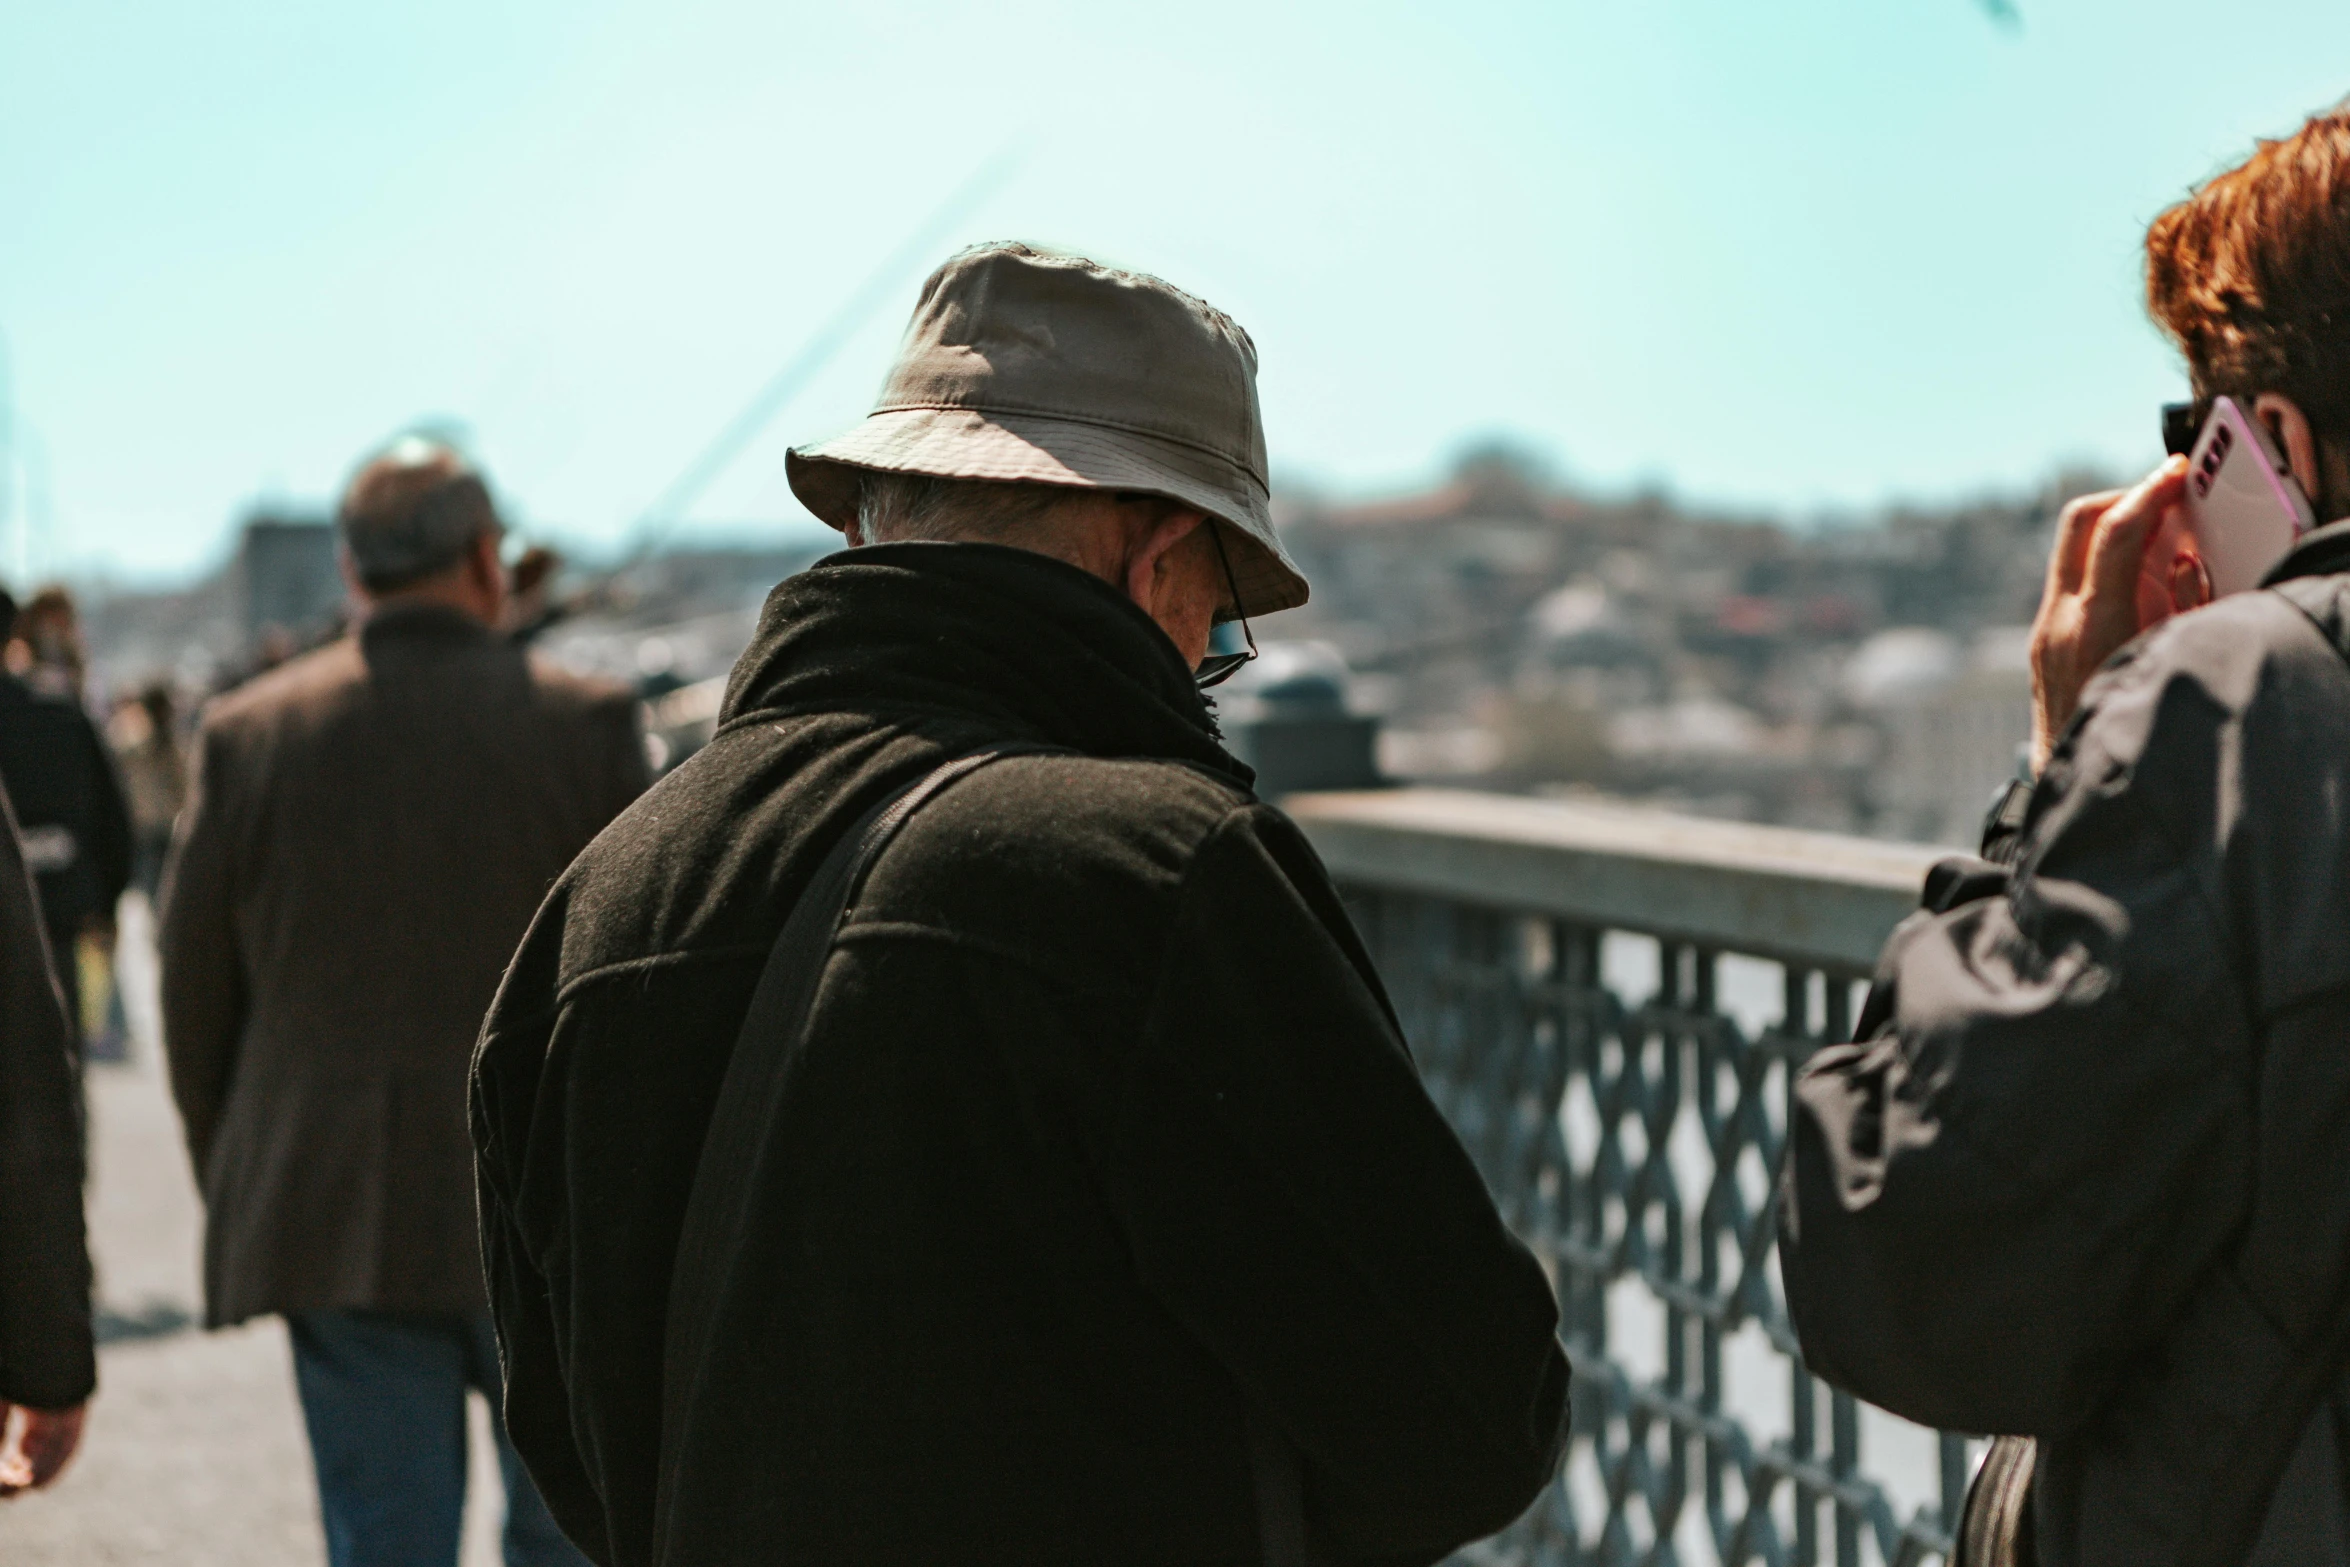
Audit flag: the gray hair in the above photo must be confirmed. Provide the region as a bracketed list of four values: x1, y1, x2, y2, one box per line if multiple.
[338, 437, 501, 593]
[853, 471, 1082, 545]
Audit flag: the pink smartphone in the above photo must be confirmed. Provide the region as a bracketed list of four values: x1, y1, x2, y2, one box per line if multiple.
[2182, 396, 2316, 595]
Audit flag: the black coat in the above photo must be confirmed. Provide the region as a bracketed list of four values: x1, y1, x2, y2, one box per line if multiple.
[472, 543, 1570, 1567]
[0, 779, 93, 1411]
[1783, 524, 2350, 1567]
[0, 673, 131, 943]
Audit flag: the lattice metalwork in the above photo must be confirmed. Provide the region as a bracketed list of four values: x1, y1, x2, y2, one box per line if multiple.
[1344, 887, 1970, 1567]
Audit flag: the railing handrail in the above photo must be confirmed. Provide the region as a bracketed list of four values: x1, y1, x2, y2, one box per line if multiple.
[1285, 788, 1946, 972]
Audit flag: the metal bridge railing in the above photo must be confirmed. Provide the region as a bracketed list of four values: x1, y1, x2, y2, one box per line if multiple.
[1286, 789, 1966, 1567]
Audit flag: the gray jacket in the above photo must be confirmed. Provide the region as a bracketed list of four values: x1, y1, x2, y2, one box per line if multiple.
[1784, 521, 2350, 1567]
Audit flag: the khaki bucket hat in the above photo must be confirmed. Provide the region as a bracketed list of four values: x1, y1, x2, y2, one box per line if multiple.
[786, 242, 1308, 617]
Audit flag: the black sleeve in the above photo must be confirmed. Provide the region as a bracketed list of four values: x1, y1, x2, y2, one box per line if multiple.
[476, 1140, 613, 1565]
[472, 964, 617, 1567]
[0, 779, 94, 1411]
[1781, 695, 2255, 1437]
[472, 886, 717, 1567]
[1103, 807, 1571, 1562]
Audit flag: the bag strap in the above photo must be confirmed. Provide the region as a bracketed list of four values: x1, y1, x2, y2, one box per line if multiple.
[650, 746, 1040, 1557]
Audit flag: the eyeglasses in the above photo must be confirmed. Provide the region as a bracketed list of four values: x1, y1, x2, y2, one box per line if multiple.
[1192, 524, 1259, 690]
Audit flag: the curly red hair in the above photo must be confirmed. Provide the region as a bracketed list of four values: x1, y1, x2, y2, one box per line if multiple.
[2147, 103, 2350, 439]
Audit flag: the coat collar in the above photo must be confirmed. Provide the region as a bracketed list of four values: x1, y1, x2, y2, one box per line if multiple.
[719, 541, 1251, 786]
[2262, 517, 2350, 588]
[358, 601, 496, 651]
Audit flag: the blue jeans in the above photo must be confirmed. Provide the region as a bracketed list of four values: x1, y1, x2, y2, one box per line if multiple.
[287, 1310, 591, 1567]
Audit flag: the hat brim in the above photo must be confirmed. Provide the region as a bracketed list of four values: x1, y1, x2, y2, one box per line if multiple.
[787, 407, 1308, 618]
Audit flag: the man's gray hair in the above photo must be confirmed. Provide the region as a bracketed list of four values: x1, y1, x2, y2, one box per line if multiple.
[339, 437, 501, 593]
[853, 471, 1080, 545]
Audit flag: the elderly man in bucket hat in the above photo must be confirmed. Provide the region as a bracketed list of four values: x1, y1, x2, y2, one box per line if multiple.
[472, 243, 1570, 1567]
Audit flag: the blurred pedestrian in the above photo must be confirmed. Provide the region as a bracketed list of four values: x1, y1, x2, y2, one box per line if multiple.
[86, 682, 186, 1064]
[0, 586, 132, 1064]
[0, 777, 94, 1499]
[160, 439, 647, 1567]
[1785, 103, 2350, 1565]
[107, 683, 186, 898]
[5, 585, 89, 702]
[474, 244, 1570, 1567]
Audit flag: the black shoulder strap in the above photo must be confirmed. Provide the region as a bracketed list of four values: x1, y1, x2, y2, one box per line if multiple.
[649, 746, 1035, 1557]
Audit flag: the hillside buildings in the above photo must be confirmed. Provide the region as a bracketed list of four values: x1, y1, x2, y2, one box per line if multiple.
[1264, 447, 2070, 845]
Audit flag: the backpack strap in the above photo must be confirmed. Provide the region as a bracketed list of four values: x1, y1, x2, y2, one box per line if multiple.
[650, 745, 1041, 1559]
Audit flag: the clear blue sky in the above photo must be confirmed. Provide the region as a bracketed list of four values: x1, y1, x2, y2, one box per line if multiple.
[4, 0, 2348, 579]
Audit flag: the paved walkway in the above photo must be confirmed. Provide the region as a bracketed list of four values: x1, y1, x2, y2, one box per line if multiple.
[2, 900, 506, 1564]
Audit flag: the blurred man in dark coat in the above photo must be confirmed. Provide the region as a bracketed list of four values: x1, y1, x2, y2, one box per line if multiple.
[0, 586, 131, 1058]
[162, 440, 647, 1567]
[474, 245, 1571, 1567]
[0, 778, 92, 1497]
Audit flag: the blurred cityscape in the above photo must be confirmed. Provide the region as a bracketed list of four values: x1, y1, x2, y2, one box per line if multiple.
[1270, 445, 2075, 846]
[64, 443, 2088, 852]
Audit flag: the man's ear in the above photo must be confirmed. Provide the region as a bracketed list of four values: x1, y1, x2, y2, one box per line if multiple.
[1120, 509, 1206, 615]
[2253, 393, 2324, 501]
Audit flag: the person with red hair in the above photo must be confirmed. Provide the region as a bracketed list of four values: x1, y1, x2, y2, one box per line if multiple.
[1784, 102, 2350, 1565]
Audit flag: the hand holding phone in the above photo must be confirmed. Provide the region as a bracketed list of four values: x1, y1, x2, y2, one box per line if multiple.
[2033, 462, 2191, 771]
[2134, 396, 2314, 632]
[2047, 398, 2316, 769]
